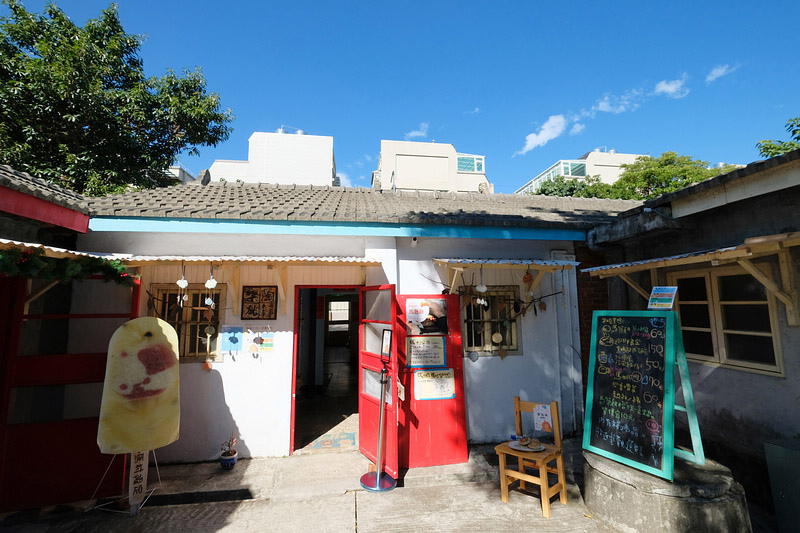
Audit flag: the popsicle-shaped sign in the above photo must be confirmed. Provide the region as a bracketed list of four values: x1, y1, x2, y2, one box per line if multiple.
[97, 317, 180, 454]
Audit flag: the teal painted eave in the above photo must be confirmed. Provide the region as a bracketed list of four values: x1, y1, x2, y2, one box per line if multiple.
[88, 217, 587, 241]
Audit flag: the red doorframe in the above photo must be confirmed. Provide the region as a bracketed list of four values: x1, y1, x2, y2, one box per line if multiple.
[0, 276, 140, 511]
[290, 284, 362, 454]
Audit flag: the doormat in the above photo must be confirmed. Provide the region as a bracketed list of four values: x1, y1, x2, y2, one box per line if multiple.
[311, 432, 356, 449]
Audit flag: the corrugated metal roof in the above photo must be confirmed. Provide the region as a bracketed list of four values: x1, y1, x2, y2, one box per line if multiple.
[581, 248, 737, 274]
[0, 239, 379, 266]
[583, 231, 800, 276]
[434, 258, 579, 269]
[0, 238, 104, 259]
[111, 254, 380, 266]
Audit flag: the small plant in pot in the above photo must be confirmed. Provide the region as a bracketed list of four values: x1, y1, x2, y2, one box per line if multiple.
[219, 431, 238, 469]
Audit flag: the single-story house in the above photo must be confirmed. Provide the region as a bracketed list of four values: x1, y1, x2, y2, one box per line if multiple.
[1, 164, 639, 510]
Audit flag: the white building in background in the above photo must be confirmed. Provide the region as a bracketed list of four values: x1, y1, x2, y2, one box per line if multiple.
[372, 140, 494, 194]
[167, 165, 195, 183]
[209, 128, 336, 186]
[515, 149, 645, 194]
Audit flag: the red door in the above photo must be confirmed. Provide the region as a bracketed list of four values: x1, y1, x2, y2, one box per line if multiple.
[358, 285, 400, 478]
[397, 294, 468, 468]
[0, 276, 139, 511]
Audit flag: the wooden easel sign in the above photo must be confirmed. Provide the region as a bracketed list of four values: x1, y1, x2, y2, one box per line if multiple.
[582, 310, 703, 481]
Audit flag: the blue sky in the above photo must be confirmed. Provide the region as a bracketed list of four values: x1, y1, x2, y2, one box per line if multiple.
[5, 1, 800, 193]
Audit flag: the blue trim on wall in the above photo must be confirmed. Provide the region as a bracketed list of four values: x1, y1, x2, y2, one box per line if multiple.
[88, 217, 587, 241]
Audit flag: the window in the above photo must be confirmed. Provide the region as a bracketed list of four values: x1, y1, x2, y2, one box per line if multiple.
[149, 284, 226, 361]
[462, 286, 520, 354]
[668, 265, 782, 374]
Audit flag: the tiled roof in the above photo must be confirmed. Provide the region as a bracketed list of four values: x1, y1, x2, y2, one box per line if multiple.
[0, 164, 87, 212]
[87, 182, 640, 229]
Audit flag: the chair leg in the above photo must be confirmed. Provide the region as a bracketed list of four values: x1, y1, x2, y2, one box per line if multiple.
[538, 465, 550, 519]
[557, 454, 568, 504]
[498, 452, 509, 503]
[518, 457, 526, 491]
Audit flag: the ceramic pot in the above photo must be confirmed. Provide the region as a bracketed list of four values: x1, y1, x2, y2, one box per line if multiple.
[219, 451, 238, 469]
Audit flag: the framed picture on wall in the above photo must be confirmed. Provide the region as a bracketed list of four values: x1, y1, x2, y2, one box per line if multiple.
[241, 286, 278, 320]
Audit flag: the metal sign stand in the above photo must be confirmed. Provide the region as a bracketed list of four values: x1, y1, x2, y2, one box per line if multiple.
[360, 359, 396, 492]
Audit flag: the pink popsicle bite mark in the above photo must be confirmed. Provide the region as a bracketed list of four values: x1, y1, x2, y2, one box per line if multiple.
[119, 384, 128, 391]
[137, 343, 176, 375]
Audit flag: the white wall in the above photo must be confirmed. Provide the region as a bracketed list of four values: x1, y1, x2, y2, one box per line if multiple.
[78, 230, 582, 460]
[584, 151, 642, 185]
[394, 236, 582, 441]
[209, 132, 335, 186]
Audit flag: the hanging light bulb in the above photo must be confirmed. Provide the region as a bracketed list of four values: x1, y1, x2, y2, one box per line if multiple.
[476, 264, 488, 293]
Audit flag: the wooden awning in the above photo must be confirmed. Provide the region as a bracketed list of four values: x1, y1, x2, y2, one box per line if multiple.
[582, 232, 800, 325]
[433, 258, 578, 295]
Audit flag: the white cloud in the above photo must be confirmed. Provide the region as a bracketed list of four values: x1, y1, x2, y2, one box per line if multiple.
[364, 154, 373, 162]
[653, 74, 690, 99]
[464, 106, 480, 115]
[706, 63, 739, 84]
[404, 122, 429, 140]
[570, 122, 586, 135]
[337, 172, 353, 187]
[514, 115, 567, 156]
[590, 90, 643, 115]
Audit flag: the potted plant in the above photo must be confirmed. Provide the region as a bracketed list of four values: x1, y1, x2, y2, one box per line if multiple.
[219, 431, 238, 469]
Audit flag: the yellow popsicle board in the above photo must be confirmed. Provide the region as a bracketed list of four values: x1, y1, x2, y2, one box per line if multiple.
[98, 317, 180, 454]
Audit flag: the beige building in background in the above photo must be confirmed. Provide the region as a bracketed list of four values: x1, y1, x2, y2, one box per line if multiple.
[371, 140, 494, 194]
[515, 149, 645, 194]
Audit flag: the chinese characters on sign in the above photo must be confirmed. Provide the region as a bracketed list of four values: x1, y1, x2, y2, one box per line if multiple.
[128, 450, 149, 514]
[406, 336, 446, 368]
[414, 369, 456, 400]
[241, 286, 278, 320]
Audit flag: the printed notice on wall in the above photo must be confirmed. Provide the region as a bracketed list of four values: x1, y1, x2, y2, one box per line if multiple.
[414, 368, 455, 400]
[648, 286, 677, 310]
[533, 404, 553, 432]
[406, 335, 446, 368]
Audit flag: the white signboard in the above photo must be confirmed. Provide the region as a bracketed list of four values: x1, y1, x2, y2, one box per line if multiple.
[414, 369, 455, 400]
[406, 335, 446, 368]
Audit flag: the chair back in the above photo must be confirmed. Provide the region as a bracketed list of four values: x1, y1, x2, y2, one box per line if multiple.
[513, 397, 561, 449]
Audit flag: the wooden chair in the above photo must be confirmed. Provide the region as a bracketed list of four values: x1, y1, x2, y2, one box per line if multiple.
[494, 397, 567, 518]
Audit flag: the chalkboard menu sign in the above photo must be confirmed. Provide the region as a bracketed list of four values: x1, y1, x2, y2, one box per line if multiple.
[583, 310, 677, 480]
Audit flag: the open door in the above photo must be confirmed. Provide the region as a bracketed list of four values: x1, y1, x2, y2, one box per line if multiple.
[358, 285, 399, 478]
[397, 294, 468, 468]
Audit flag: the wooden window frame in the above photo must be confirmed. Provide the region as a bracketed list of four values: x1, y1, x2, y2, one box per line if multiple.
[668, 264, 784, 376]
[461, 285, 521, 356]
[149, 283, 227, 362]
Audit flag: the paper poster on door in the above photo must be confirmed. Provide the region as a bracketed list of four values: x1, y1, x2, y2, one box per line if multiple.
[414, 368, 455, 400]
[406, 335, 446, 368]
[405, 297, 448, 336]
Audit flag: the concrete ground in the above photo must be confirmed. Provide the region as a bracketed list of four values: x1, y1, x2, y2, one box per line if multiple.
[0, 437, 778, 532]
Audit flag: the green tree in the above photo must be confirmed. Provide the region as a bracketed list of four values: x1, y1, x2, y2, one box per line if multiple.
[756, 117, 800, 158]
[608, 152, 736, 200]
[534, 152, 736, 201]
[0, 0, 233, 196]
[536, 175, 612, 198]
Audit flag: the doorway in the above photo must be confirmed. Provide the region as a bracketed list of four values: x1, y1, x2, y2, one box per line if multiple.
[293, 287, 360, 453]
